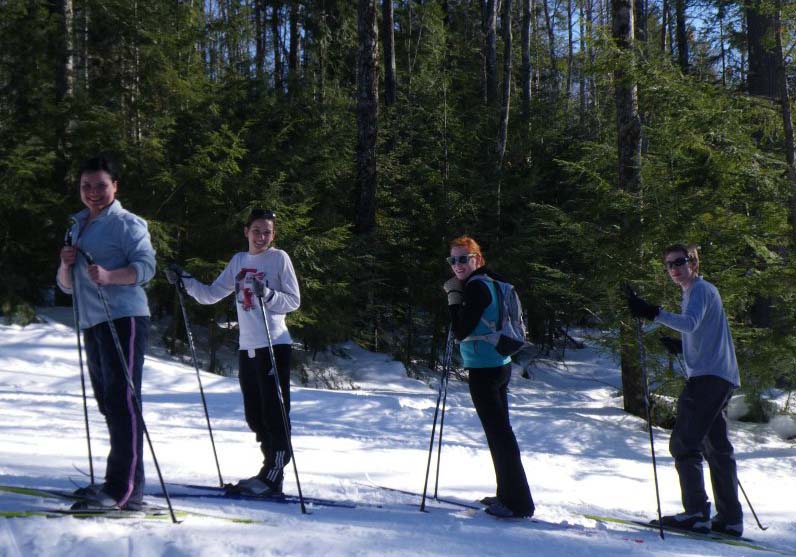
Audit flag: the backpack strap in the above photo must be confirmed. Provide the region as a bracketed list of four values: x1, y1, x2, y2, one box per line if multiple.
[462, 275, 503, 343]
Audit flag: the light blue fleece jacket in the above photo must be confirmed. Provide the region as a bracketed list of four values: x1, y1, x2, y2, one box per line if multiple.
[655, 276, 740, 387]
[56, 200, 156, 329]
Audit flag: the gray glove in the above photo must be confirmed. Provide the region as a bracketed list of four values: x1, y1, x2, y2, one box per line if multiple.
[443, 277, 464, 306]
[252, 278, 274, 302]
[165, 263, 189, 286]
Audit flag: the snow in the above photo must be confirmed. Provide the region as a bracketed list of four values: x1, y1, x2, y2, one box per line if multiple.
[1, 309, 794, 557]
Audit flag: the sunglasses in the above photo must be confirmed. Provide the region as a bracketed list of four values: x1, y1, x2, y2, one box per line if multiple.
[248, 209, 276, 223]
[664, 256, 690, 270]
[446, 254, 476, 266]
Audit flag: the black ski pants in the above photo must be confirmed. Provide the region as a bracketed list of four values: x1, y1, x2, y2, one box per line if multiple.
[468, 364, 534, 516]
[238, 344, 292, 481]
[670, 374, 742, 522]
[83, 316, 148, 507]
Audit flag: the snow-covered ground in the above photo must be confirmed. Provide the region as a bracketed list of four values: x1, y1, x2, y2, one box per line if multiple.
[0, 309, 794, 557]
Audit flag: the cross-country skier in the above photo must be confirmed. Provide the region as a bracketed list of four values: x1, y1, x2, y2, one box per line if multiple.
[442, 235, 535, 519]
[625, 244, 744, 537]
[57, 155, 156, 511]
[166, 208, 300, 496]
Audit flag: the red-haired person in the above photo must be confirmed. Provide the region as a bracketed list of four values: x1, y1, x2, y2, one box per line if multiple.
[442, 236, 534, 519]
[625, 244, 743, 537]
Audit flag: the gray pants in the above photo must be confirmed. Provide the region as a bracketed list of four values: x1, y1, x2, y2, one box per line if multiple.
[669, 375, 742, 522]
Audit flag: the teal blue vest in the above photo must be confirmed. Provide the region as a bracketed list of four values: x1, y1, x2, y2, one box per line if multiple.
[459, 279, 512, 368]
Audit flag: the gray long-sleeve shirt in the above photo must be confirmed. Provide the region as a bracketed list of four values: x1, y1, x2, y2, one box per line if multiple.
[655, 276, 740, 387]
[56, 201, 156, 329]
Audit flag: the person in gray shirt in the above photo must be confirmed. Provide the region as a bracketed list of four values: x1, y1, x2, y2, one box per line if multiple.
[625, 244, 743, 537]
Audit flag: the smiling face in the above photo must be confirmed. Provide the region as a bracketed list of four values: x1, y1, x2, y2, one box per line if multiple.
[245, 218, 275, 255]
[449, 245, 480, 281]
[664, 248, 697, 289]
[80, 170, 118, 217]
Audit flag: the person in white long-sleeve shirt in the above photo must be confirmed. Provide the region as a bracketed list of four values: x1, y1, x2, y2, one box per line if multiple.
[625, 244, 743, 537]
[170, 208, 300, 496]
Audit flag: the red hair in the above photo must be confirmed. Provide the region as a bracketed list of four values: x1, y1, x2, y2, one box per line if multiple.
[449, 235, 486, 266]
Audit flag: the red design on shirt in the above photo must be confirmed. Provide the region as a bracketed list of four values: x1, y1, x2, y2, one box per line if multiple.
[235, 268, 266, 311]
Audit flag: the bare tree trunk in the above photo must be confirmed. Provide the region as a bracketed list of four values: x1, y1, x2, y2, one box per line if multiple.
[255, 0, 265, 81]
[496, 0, 513, 166]
[566, 0, 573, 95]
[675, 0, 688, 71]
[579, 0, 586, 118]
[53, 0, 75, 189]
[354, 0, 379, 235]
[542, 0, 557, 89]
[612, 0, 645, 418]
[272, 0, 283, 91]
[774, 0, 796, 248]
[634, 0, 646, 43]
[289, 0, 299, 73]
[745, 0, 777, 98]
[521, 0, 532, 120]
[382, 0, 397, 106]
[660, 0, 668, 53]
[484, 0, 498, 105]
[719, 3, 727, 86]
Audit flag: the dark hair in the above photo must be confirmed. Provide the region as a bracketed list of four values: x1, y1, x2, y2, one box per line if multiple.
[664, 243, 700, 273]
[79, 154, 120, 182]
[246, 208, 276, 227]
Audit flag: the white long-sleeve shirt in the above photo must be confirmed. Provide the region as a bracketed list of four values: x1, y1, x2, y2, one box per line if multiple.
[655, 276, 740, 387]
[182, 248, 300, 350]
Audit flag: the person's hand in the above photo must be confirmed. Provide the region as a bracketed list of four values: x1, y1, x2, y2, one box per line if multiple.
[87, 264, 112, 285]
[60, 245, 77, 268]
[623, 283, 660, 321]
[165, 263, 185, 286]
[659, 336, 683, 355]
[252, 278, 273, 301]
[443, 277, 464, 306]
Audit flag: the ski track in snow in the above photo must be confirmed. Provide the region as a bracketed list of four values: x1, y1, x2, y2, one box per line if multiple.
[0, 308, 794, 556]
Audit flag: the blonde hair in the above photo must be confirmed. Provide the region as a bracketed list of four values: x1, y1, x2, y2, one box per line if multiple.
[450, 235, 486, 267]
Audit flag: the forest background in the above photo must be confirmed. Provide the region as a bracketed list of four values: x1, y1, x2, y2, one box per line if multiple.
[1, 0, 795, 424]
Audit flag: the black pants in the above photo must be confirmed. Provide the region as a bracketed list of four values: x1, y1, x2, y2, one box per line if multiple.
[238, 344, 292, 481]
[468, 364, 534, 516]
[670, 375, 742, 522]
[83, 316, 148, 506]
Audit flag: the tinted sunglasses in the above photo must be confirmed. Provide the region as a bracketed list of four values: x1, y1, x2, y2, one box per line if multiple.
[446, 254, 476, 265]
[664, 256, 690, 270]
[248, 209, 276, 222]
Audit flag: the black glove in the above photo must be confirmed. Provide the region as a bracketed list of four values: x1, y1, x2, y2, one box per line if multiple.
[165, 263, 190, 286]
[623, 284, 660, 321]
[659, 336, 683, 355]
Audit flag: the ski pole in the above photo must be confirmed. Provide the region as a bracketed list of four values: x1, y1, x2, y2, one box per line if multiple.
[738, 478, 767, 530]
[635, 317, 665, 539]
[78, 248, 178, 523]
[171, 268, 224, 487]
[421, 326, 453, 512]
[64, 222, 95, 486]
[433, 328, 455, 500]
[253, 280, 307, 515]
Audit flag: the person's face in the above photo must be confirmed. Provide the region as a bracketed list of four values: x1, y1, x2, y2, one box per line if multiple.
[449, 245, 480, 281]
[245, 218, 275, 254]
[664, 250, 696, 288]
[80, 170, 117, 216]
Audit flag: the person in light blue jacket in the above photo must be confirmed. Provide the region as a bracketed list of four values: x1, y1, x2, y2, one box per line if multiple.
[442, 235, 534, 519]
[626, 244, 743, 537]
[57, 155, 156, 511]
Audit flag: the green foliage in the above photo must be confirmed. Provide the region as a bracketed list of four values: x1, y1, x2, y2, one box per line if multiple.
[0, 0, 794, 409]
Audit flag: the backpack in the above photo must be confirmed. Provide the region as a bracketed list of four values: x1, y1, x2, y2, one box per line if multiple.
[463, 274, 529, 357]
